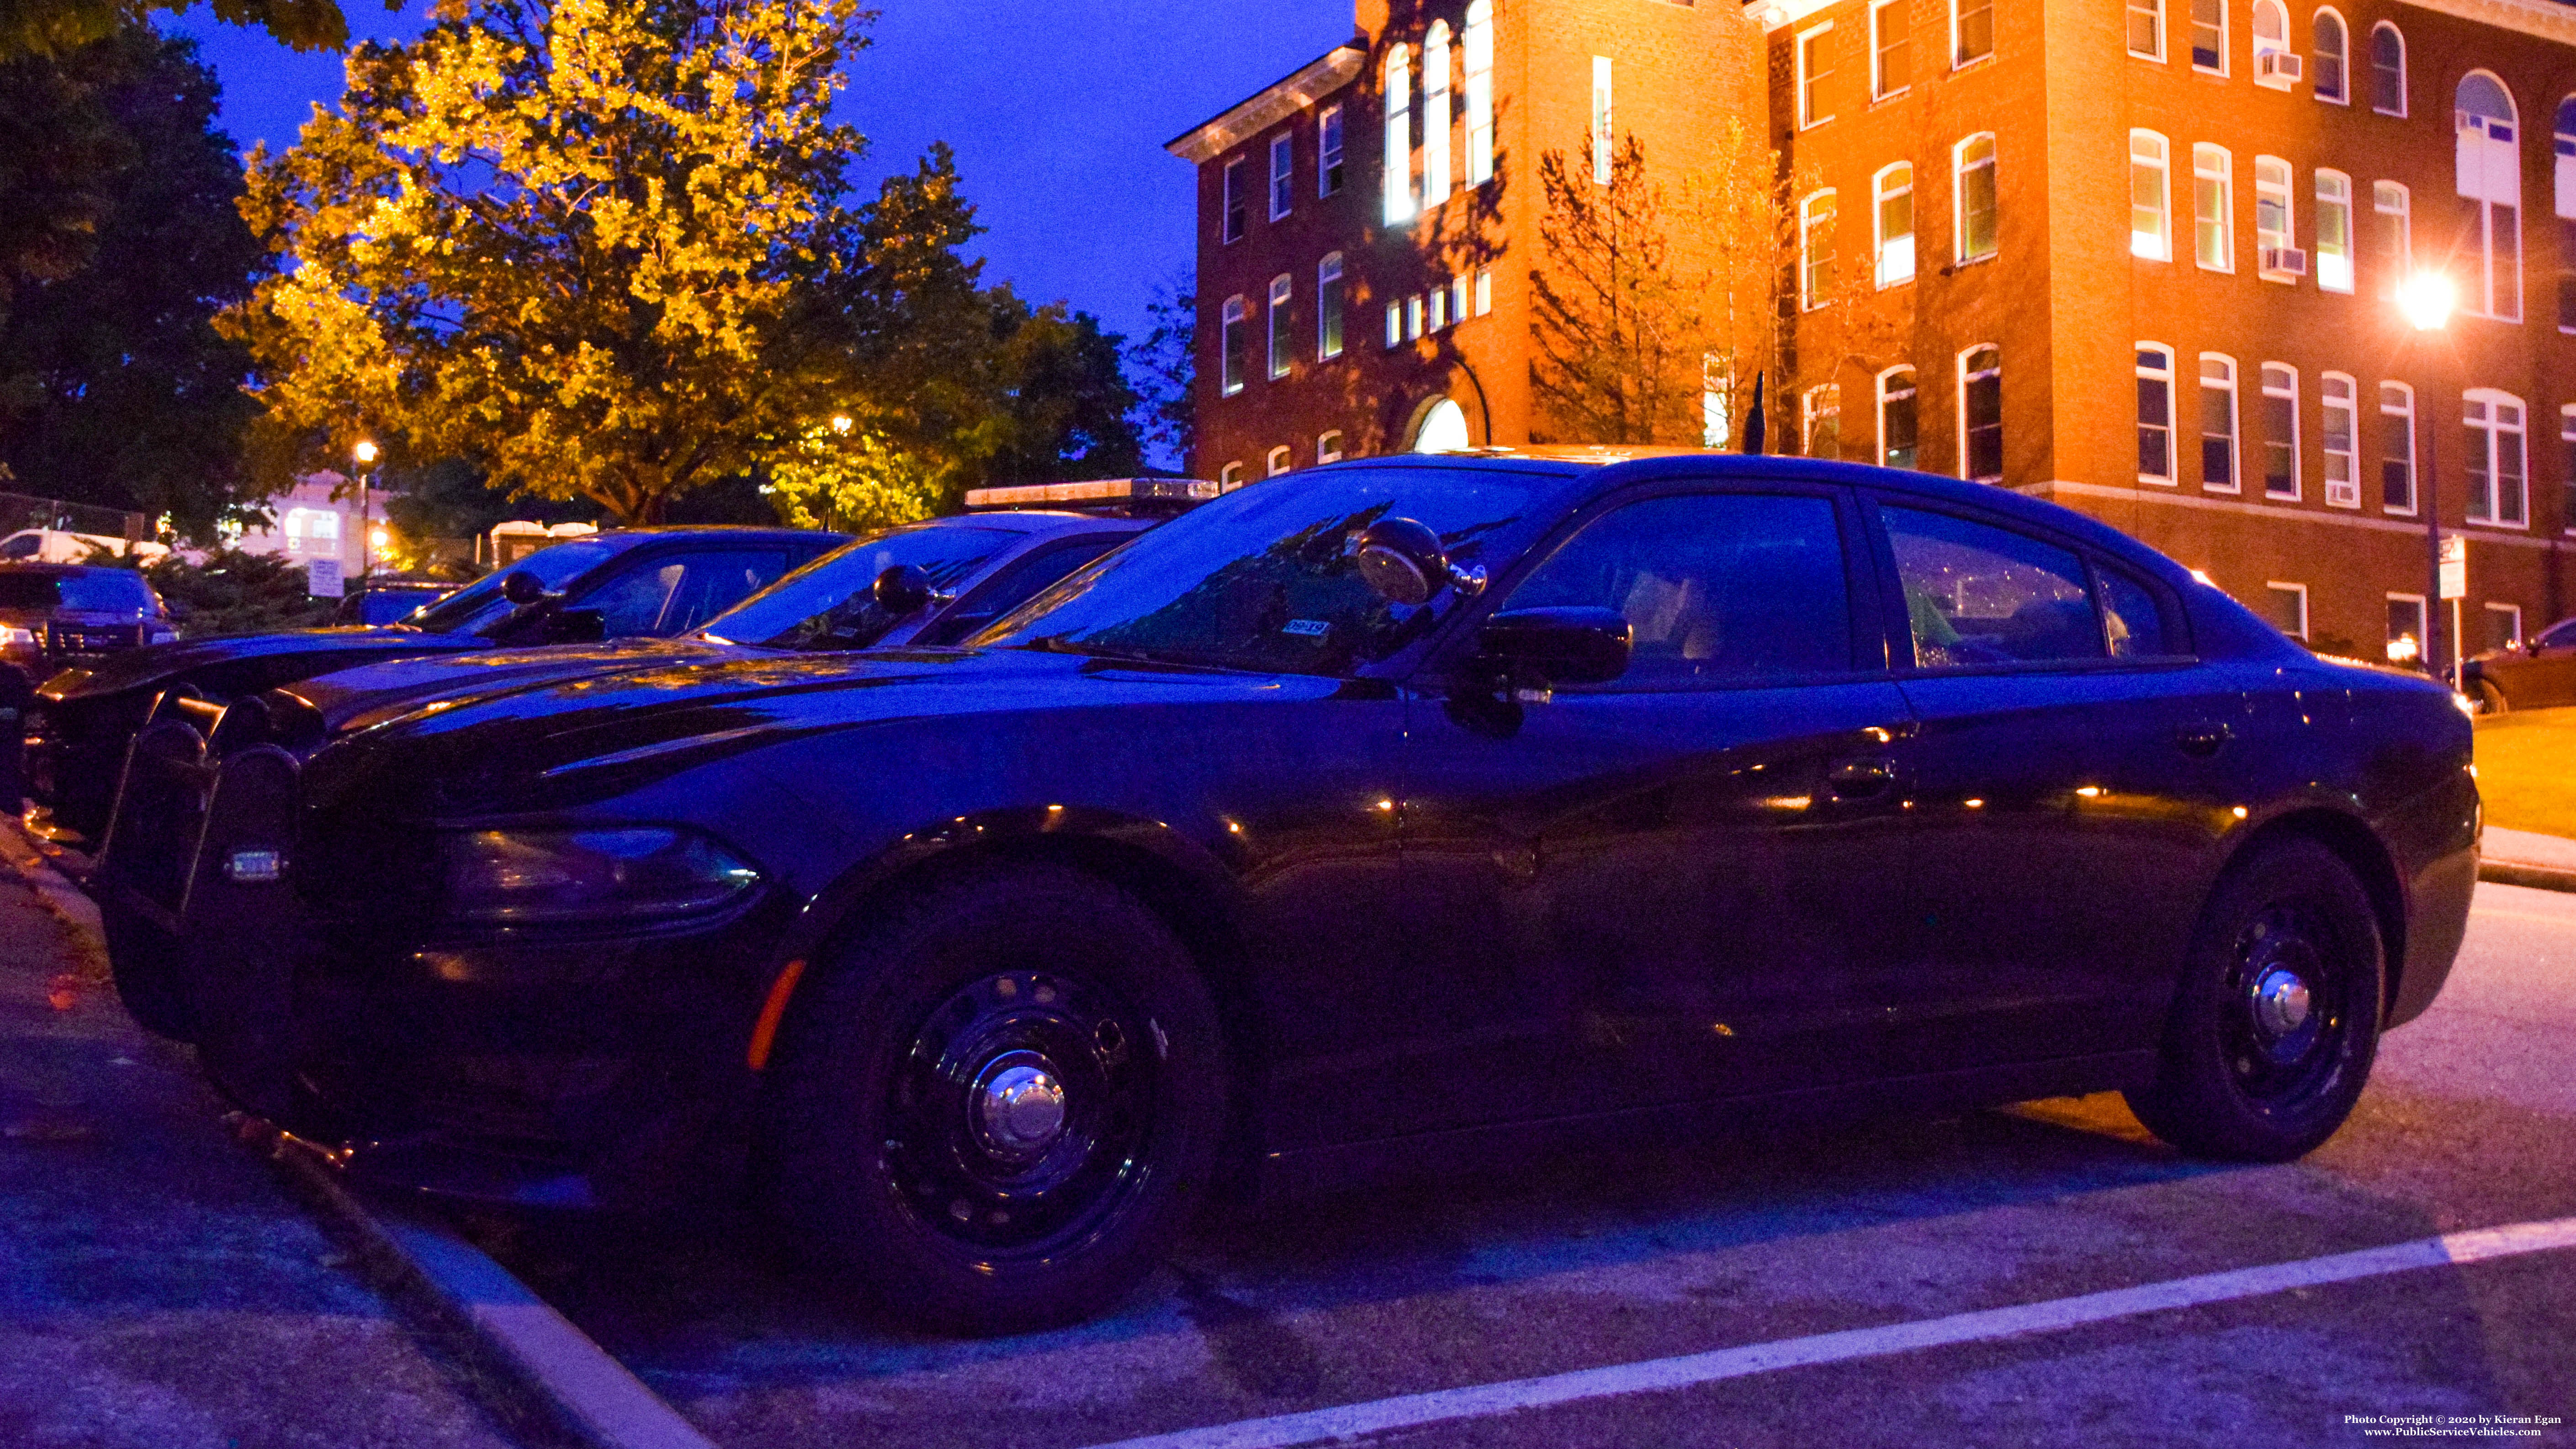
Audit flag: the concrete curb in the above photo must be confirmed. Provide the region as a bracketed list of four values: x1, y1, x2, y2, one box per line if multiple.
[0, 816, 108, 979]
[2480, 859, 2576, 894]
[262, 1136, 721, 1449]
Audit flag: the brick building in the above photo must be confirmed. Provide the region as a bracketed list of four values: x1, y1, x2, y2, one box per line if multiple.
[1170, 0, 2576, 667]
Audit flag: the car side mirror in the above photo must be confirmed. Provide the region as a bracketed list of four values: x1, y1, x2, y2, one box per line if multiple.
[872, 564, 936, 617]
[1474, 607, 1633, 686]
[1351, 517, 1485, 606]
[500, 570, 548, 606]
[546, 608, 606, 643]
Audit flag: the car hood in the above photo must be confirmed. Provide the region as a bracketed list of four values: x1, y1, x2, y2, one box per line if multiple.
[39, 627, 480, 702]
[291, 636, 737, 735]
[302, 646, 1331, 821]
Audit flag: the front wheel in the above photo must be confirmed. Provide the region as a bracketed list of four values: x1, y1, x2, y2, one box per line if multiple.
[764, 863, 1226, 1334]
[2476, 679, 2510, 715]
[2125, 840, 2383, 1162]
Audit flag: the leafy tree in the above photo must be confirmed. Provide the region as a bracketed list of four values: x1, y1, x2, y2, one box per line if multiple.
[0, 0, 346, 62]
[0, 27, 263, 535]
[226, 0, 980, 526]
[973, 290, 1141, 487]
[1527, 136, 1717, 446]
[1124, 274, 1194, 471]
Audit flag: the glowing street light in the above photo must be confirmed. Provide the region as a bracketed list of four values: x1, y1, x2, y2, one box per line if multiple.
[351, 439, 380, 466]
[2394, 272, 2454, 684]
[829, 414, 854, 435]
[2396, 271, 2456, 333]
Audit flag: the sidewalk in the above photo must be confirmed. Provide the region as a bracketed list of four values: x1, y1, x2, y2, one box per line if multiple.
[0, 834, 524, 1448]
[2483, 825, 2576, 893]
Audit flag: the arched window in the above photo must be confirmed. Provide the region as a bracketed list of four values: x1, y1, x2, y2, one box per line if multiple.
[2311, 9, 2348, 102]
[2321, 372, 2359, 507]
[1958, 345, 2002, 482]
[2130, 131, 2171, 261]
[1802, 384, 1841, 459]
[2137, 344, 2176, 483]
[1266, 445, 1293, 478]
[2254, 156, 2297, 278]
[1800, 190, 1837, 307]
[2200, 354, 2240, 492]
[2374, 180, 2411, 289]
[2379, 381, 2416, 514]
[1267, 274, 1293, 380]
[1220, 295, 1249, 397]
[1954, 134, 1998, 261]
[2369, 22, 2405, 116]
[1875, 163, 1915, 285]
[1423, 22, 1452, 207]
[2556, 99, 2576, 329]
[1317, 254, 1345, 361]
[2457, 72, 2522, 321]
[2259, 363, 2300, 499]
[2316, 169, 2353, 292]
[2193, 144, 2233, 271]
[1412, 397, 1470, 453]
[1465, 1, 1495, 185]
[1383, 44, 1414, 225]
[2463, 389, 2529, 526]
[1877, 367, 1919, 469]
[1317, 430, 1345, 464]
[1219, 461, 1245, 490]
[2251, 0, 2286, 52]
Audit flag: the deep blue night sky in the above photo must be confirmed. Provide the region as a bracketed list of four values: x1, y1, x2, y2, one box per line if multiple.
[164, 0, 1353, 343]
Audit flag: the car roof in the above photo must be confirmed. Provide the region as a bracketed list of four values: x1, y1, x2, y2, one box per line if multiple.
[902, 511, 1153, 538]
[581, 526, 849, 547]
[0, 562, 144, 578]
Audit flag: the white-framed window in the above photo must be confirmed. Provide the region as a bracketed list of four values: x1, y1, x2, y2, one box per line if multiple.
[1878, 366, 1919, 468]
[2368, 21, 2405, 116]
[2315, 170, 2353, 292]
[1222, 157, 1249, 243]
[1384, 301, 1403, 349]
[1219, 460, 1245, 490]
[2457, 73, 2523, 322]
[1423, 21, 1453, 207]
[2191, 0, 2226, 72]
[1383, 44, 1414, 225]
[2464, 389, 2529, 527]
[2194, 144, 2233, 272]
[1317, 253, 1345, 360]
[2260, 363, 2300, 499]
[1317, 430, 1345, 465]
[1872, 0, 1911, 97]
[1465, 0, 1495, 186]
[1876, 163, 1915, 285]
[2255, 156, 2297, 280]
[1803, 384, 1842, 459]
[2138, 344, 2177, 483]
[2263, 581, 2310, 639]
[2380, 381, 2417, 514]
[1267, 274, 1293, 380]
[2484, 601, 2525, 650]
[2373, 180, 2410, 290]
[1798, 23, 1834, 128]
[1801, 190, 1838, 308]
[1428, 277, 1449, 330]
[2129, 0, 2165, 60]
[2322, 372, 2359, 507]
[1959, 344, 2002, 482]
[1270, 133, 1295, 221]
[1954, 0, 1994, 67]
[1591, 56, 1614, 185]
[2387, 592, 2428, 664]
[2557, 98, 2576, 332]
[2131, 131, 2171, 261]
[2250, 0, 2289, 78]
[1406, 293, 1424, 339]
[2312, 8, 2348, 103]
[1449, 275, 1469, 326]
[1955, 134, 1998, 263]
[2200, 353, 2241, 492]
[1266, 445, 1293, 478]
[2562, 404, 2576, 533]
[1220, 295, 1249, 396]
[1319, 104, 1345, 197]
[1474, 268, 1492, 315]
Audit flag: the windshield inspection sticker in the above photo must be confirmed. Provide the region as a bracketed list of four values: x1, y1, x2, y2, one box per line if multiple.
[1281, 619, 1331, 637]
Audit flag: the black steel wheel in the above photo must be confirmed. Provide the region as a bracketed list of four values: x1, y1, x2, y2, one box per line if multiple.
[2127, 839, 2382, 1161]
[765, 862, 1224, 1334]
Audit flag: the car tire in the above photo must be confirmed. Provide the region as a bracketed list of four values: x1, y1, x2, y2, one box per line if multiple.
[2125, 840, 2382, 1163]
[98, 898, 198, 1042]
[763, 862, 1226, 1334]
[2476, 679, 2509, 715]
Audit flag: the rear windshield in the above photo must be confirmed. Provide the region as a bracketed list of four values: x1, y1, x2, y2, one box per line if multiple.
[700, 523, 1018, 650]
[407, 539, 624, 635]
[0, 571, 158, 613]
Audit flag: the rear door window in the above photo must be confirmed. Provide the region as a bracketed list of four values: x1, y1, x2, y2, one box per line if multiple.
[1882, 507, 2104, 667]
[915, 537, 1129, 647]
[2097, 566, 2172, 658]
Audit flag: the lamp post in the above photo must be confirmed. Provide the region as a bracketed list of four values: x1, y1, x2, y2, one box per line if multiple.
[2395, 273, 2454, 684]
[350, 439, 381, 583]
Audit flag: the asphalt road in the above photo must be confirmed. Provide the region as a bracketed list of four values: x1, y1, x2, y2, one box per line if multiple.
[466, 882, 2576, 1449]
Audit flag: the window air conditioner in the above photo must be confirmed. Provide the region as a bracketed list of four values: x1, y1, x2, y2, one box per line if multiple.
[2261, 246, 2310, 276]
[2256, 50, 2304, 87]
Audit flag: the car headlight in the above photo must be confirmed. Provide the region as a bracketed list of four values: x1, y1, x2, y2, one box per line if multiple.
[439, 827, 760, 925]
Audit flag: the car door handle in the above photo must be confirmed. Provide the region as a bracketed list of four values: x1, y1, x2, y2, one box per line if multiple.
[1825, 756, 1898, 798]
[2175, 720, 2232, 757]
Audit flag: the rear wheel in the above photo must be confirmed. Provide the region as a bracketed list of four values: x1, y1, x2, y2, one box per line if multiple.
[2126, 840, 2382, 1162]
[764, 863, 1225, 1334]
[2476, 679, 2510, 714]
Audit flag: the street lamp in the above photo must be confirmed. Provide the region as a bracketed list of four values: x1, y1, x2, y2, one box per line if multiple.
[350, 439, 381, 582]
[2395, 273, 2454, 684]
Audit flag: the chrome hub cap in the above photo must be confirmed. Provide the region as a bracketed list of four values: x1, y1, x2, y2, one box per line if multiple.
[2250, 968, 2312, 1039]
[974, 1058, 1069, 1161]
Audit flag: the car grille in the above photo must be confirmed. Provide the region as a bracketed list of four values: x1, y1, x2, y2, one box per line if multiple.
[44, 622, 142, 656]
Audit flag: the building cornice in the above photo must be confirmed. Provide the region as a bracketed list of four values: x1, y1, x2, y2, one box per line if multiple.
[1166, 42, 1368, 164]
[1742, 0, 2576, 42]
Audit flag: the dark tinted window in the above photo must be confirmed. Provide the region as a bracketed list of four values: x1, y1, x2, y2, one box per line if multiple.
[1503, 493, 1852, 686]
[573, 550, 789, 637]
[0, 574, 61, 608]
[59, 571, 158, 613]
[411, 538, 624, 635]
[978, 466, 1545, 676]
[659, 551, 790, 634]
[913, 537, 1128, 647]
[2538, 618, 2576, 650]
[703, 524, 1018, 650]
[1884, 507, 2104, 666]
[2099, 566, 2169, 657]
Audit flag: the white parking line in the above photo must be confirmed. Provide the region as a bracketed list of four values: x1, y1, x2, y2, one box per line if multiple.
[1084, 1216, 2576, 1449]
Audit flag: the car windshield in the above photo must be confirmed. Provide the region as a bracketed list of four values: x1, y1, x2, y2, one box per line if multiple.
[0, 571, 156, 613]
[700, 523, 1018, 650]
[974, 466, 1548, 676]
[406, 539, 624, 635]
